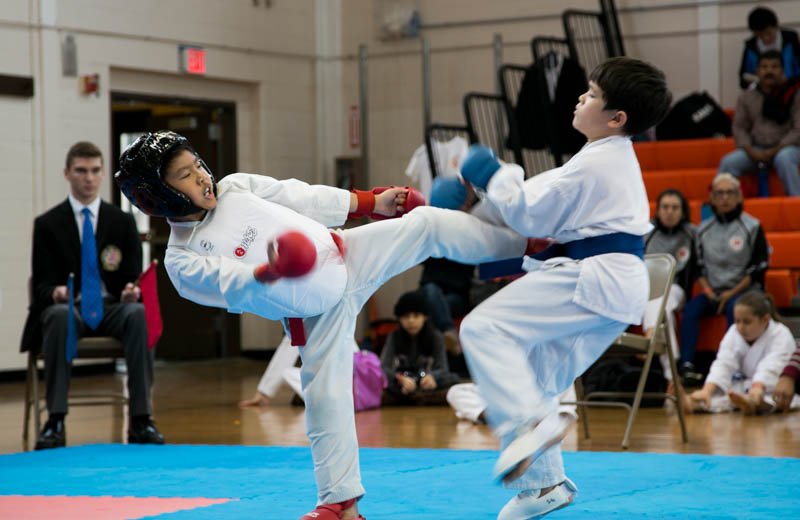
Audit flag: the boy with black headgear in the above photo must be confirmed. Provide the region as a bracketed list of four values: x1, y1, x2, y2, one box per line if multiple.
[115, 131, 528, 520]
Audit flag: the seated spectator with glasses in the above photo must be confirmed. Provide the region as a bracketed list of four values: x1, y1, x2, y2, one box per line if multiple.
[678, 173, 769, 383]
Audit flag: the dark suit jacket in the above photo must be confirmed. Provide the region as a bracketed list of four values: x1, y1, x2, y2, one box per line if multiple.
[20, 199, 142, 353]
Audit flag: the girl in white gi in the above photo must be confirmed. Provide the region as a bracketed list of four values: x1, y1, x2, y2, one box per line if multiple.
[455, 57, 673, 519]
[115, 131, 529, 520]
[683, 291, 797, 414]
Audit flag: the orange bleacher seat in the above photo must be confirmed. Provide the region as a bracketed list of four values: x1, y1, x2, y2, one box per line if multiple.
[738, 174, 786, 198]
[765, 269, 795, 308]
[742, 198, 800, 232]
[642, 168, 716, 201]
[723, 108, 735, 121]
[765, 231, 800, 269]
[696, 315, 728, 352]
[744, 198, 783, 231]
[634, 137, 735, 171]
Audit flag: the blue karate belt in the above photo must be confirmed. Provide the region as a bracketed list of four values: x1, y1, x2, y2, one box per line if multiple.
[478, 232, 645, 280]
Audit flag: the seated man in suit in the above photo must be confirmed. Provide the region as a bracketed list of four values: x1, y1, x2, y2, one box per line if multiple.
[20, 141, 164, 449]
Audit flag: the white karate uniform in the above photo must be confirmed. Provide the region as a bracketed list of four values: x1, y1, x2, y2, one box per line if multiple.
[256, 335, 360, 401]
[703, 320, 797, 412]
[256, 335, 301, 398]
[164, 173, 527, 505]
[405, 136, 469, 200]
[460, 136, 652, 491]
[446, 383, 578, 423]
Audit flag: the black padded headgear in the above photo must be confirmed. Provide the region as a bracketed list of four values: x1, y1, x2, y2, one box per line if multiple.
[114, 130, 216, 218]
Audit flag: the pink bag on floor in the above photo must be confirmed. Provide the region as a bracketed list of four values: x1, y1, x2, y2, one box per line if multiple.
[353, 350, 387, 412]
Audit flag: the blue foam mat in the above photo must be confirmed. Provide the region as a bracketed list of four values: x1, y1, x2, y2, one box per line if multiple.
[1, 444, 799, 519]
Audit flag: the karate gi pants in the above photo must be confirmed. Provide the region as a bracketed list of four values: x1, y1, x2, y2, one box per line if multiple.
[460, 261, 630, 490]
[297, 207, 526, 505]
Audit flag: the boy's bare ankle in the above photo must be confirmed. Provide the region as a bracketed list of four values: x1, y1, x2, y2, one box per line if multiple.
[538, 484, 557, 498]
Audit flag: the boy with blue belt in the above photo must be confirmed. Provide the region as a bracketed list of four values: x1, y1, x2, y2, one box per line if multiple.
[454, 57, 672, 519]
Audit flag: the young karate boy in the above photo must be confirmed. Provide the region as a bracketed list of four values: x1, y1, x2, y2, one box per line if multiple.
[114, 131, 528, 520]
[456, 57, 672, 519]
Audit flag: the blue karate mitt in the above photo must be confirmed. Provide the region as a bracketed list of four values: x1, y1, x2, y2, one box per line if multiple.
[430, 176, 467, 209]
[460, 144, 501, 190]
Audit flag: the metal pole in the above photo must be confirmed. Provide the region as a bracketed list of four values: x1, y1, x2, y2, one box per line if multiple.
[492, 34, 505, 157]
[493, 33, 503, 95]
[358, 44, 369, 187]
[422, 38, 432, 137]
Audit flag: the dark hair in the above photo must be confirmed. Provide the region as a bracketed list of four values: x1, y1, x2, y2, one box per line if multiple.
[589, 57, 672, 136]
[656, 189, 691, 225]
[160, 142, 198, 179]
[65, 141, 103, 169]
[394, 290, 430, 318]
[758, 49, 784, 67]
[748, 7, 778, 32]
[735, 290, 782, 323]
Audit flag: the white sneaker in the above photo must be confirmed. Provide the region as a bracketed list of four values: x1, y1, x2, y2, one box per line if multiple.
[493, 412, 575, 482]
[497, 478, 577, 520]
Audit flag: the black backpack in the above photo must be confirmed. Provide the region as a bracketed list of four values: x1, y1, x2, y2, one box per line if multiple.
[656, 91, 732, 141]
[581, 356, 667, 407]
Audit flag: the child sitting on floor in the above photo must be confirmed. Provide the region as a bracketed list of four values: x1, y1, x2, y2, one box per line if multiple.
[683, 291, 795, 414]
[380, 290, 460, 405]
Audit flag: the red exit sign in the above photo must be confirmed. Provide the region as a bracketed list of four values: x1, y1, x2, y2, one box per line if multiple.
[179, 45, 206, 74]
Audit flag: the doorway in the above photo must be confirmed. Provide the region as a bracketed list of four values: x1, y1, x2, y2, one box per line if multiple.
[110, 93, 239, 360]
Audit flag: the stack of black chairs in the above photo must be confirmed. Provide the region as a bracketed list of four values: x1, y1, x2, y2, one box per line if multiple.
[424, 1, 624, 179]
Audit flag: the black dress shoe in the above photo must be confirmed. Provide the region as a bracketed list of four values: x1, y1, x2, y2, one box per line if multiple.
[35, 418, 66, 450]
[128, 419, 165, 445]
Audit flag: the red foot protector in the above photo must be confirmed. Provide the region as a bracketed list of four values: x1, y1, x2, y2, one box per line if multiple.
[298, 497, 365, 520]
[0, 495, 233, 520]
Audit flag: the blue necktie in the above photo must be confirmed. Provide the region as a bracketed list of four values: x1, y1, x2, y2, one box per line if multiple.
[80, 207, 103, 330]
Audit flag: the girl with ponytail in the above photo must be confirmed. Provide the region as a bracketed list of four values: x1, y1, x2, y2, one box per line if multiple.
[683, 290, 798, 414]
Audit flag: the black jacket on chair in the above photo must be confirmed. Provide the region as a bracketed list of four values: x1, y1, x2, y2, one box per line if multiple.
[514, 55, 588, 155]
[20, 199, 142, 353]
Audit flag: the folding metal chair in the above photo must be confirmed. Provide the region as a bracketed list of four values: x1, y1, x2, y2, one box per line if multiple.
[573, 253, 689, 449]
[531, 36, 572, 63]
[23, 275, 129, 451]
[562, 9, 615, 75]
[424, 123, 472, 178]
[462, 92, 520, 167]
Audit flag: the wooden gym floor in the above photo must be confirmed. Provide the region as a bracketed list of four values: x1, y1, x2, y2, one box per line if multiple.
[1, 357, 799, 457]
